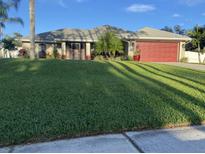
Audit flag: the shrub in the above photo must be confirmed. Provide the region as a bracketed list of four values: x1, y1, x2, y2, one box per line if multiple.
[133, 50, 140, 56]
[114, 56, 122, 61]
[39, 50, 46, 58]
[53, 47, 58, 59]
[93, 55, 105, 61]
[61, 55, 67, 60]
[46, 53, 54, 59]
[120, 55, 133, 61]
[180, 57, 188, 63]
[18, 49, 29, 58]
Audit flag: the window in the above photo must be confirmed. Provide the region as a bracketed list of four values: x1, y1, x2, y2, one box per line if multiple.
[72, 44, 80, 49]
[56, 43, 61, 49]
[130, 42, 135, 51]
[91, 43, 95, 49]
[68, 43, 72, 49]
[39, 44, 46, 51]
[81, 43, 85, 49]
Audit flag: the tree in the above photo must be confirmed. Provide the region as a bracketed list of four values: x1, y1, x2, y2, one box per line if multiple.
[0, 0, 23, 38]
[2, 36, 16, 51]
[13, 32, 23, 38]
[161, 25, 186, 35]
[1, 33, 22, 58]
[187, 25, 205, 63]
[161, 26, 173, 33]
[2, 33, 22, 49]
[95, 31, 124, 57]
[29, 0, 35, 59]
[174, 25, 185, 35]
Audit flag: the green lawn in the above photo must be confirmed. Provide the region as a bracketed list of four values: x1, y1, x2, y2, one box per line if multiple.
[0, 59, 205, 146]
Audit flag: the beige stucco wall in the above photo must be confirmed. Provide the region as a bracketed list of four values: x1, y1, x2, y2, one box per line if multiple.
[21, 41, 91, 60]
[86, 43, 91, 59]
[179, 41, 186, 60]
[22, 42, 31, 50]
[46, 44, 54, 56]
[61, 42, 66, 56]
[22, 42, 58, 56]
[127, 41, 136, 57]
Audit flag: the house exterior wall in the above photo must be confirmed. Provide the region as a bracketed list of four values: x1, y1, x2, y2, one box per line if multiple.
[81, 48, 86, 60]
[127, 41, 136, 58]
[21, 38, 188, 62]
[21, 41, 90, 60]
[179, 42, 186, 60]
[22, 42, 31, 50]
[22, 42, 57, 57]
[61, 42, 66, 56]
[86, 43, 91, 60]
[65, 43, 86, 60]
[46, 44, 54, 56]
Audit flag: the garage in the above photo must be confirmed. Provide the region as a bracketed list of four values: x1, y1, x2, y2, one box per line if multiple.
[133, 27, 192, 62]
[136, 41, 179, 62]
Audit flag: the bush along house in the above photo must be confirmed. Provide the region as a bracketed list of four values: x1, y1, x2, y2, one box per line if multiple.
[21, 25, 191, 62]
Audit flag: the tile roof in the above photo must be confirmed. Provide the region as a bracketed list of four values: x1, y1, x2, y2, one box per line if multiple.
[22, 25, 191, 42]
[137, 27, 191, 40]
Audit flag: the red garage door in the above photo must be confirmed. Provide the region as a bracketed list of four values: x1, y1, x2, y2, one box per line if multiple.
[136, 41, 179, 62]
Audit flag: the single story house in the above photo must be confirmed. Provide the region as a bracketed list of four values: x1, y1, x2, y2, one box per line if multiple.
[21, 25, 191, 62]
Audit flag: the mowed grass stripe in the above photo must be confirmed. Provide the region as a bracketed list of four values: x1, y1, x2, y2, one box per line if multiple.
[0, 59, 205, 146]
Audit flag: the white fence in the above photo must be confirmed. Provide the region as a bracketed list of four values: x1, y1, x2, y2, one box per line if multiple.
[0, 49, 19, 58]
[185, 51, 205, 63]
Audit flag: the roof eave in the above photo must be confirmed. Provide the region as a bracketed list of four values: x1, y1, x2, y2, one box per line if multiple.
[54, 38, 97, 42]
[137, 37, 192, 41]
[21, 39, 56, 43]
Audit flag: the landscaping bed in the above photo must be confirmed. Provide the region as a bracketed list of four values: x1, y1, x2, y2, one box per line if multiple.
[0, 59, 205, 146]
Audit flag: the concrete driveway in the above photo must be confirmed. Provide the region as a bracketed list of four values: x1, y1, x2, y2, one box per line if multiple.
[156, 62, 205, 71]
[127, 126, 205, 153]
[2, 125, 205, 153]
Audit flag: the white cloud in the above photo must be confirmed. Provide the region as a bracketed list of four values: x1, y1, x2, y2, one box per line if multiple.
[172, 13, 182, 18]
[179, 0, 205, 6]
[126, 4, 156, 13]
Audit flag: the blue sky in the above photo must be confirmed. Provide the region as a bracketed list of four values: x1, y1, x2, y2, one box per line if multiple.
[5, 0, 205, 36]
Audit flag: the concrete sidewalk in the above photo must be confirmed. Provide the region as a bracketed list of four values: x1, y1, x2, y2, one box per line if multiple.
[0, 134, 139, 153]
[1, 125, 205, 153]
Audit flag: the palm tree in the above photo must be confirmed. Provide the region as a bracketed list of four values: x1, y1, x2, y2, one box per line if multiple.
[0, 0, 23, 39]
[95, 31, 124, 58]
[187, 25, 205, 63]
[29, 0, 35, 59]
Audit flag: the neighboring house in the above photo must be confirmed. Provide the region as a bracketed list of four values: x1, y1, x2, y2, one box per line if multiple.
[21, 25, 191, 62]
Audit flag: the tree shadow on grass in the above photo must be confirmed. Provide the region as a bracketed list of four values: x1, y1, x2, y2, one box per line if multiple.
[118, 61, 205, 110]
[107, 61, 203, 126]
[131, 63, 205, 94]
[0, 59, 204, 146]
[141, 63, 205, 85]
